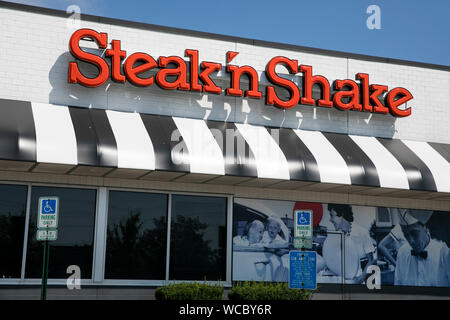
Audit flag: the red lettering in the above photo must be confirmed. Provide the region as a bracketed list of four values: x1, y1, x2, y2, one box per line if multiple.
[227, 51, 239, 63]
[156, 56, 190, 90]
[265, 56, 300, 109]
[199, 62, 222, 94]
[370, 84, 389, 114]
[68, 28, 109, 87]
[300, 65, 333, 107]
[67, 29, 413, 118]
[185, 49, 202, 91]
[123, 52, 157, 87]
[386, 87, 413, 117]
[226, 63, 262, 99]
[333, 79, 362, 111]
[106, 39, 126, 83]
[356, 73, 373, 112]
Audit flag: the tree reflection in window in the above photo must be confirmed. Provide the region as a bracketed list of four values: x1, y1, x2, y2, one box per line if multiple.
[169, 195, 227, 281]
[105, 211, 167, 279]
[0, 184, 27, 278]
[105, 191, 167, 280]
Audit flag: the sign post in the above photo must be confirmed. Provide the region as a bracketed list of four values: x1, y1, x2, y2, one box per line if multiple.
[37, 196, 59, 300]
[290, 210, 316, 290]
[40, 239, 50, 300]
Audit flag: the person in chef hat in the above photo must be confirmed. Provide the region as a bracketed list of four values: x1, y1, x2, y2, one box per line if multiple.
[394, 209, 450, 287]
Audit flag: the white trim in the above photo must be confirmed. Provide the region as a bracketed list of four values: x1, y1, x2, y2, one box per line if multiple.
[92, 187, 108, 283]
[31, 102, 78, 165]
[20, 184, 32, 280]
[226, 195, 233, 285]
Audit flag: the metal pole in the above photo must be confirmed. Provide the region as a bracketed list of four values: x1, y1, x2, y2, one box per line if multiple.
[40, 240, 50, 300]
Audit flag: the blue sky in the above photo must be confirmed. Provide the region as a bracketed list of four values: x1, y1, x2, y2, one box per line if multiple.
[7, 0, 450, 66]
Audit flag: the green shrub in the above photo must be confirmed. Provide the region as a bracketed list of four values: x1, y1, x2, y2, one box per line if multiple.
[155, 281, 224, 300]
[228, 281, 314, 300]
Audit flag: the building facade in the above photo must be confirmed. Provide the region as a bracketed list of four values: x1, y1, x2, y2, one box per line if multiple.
[0, 2, 449, 299]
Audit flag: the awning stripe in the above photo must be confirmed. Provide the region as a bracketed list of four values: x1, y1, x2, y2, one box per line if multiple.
[172, 117, 225, 175]
[429, 142, 450, 163]
[106, 110, 155, 170]
[235, 123, 290, 180]
[69, 107, 118, 167]
[323, 132, 380, 187]
[205, 121, 258, 177]
[276, 128, 320, 182]
[69, 107, 101, 166]
[0, 99, 36, 162]
[402, 140, 450, 193]
[88, 109, 118, 168]
[31, 102, 77, 165]
[0, 98, 449, 194]
[140, 113, 190, 173]
[349, 135, 409, 189]
[293, 129, 351, 184]
[377, 138, 437, 191]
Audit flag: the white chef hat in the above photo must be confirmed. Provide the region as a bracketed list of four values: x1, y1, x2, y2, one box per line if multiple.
[398, 209, 433, 226]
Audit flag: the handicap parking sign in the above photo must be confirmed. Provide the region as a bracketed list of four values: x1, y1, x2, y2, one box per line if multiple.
[38, 197, 59, 228]
[297, 211, 310, 225]
[40, 199, 57, 214]
[294, 210, 312, 238]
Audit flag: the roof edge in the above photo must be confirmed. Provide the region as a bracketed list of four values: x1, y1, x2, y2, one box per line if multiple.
[1, 1, 449, 71]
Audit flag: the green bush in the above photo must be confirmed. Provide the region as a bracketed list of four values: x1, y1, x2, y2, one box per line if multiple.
[228, 281, 314, 300]
[155, 281, 224, 300]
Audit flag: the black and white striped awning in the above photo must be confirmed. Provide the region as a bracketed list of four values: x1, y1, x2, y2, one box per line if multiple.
[1, 98, 450, 193]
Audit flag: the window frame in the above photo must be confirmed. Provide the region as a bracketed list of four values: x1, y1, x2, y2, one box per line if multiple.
[101, 187, 232, 287]
[0, 181, 98, 286]
[0, 181, 233, 287]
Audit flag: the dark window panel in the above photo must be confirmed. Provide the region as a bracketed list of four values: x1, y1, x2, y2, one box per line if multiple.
[25, 187, 96, 279]
[0, 184, 28, 278]
[169, 195, 227, 281]
[105, 191, 168, 280]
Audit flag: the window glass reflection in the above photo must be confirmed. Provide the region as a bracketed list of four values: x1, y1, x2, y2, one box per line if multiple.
[25, 187, 96, 279]
[170, 195, 227, 280]
[0, 184, 27, 278]
[105, 191, 168, 280]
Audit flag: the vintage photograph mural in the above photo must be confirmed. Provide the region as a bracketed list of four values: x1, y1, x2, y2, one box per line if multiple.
[232, 198, 450, 287]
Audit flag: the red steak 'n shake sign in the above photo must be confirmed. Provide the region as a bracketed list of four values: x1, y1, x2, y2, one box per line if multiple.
[68, 29, 413, 117]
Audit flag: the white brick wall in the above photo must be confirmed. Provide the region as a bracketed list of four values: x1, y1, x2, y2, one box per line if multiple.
[0, 7, 449, 144]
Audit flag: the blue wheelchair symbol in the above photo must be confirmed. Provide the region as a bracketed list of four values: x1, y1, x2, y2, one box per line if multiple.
[41, 199, 56, 214]
[297, 211, 310, 225]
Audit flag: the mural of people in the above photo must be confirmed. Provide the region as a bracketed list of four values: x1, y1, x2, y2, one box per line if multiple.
[262, 216, 289, 249]
[233, 219, 265, 250]
[394, 209, 450, 287]
[232, 198, 450, 288]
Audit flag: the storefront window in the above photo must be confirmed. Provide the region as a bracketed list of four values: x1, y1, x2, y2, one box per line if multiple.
[25, 187, 96, 279]
[105, 191, 168, 280]
[169, 195, 227, 281]
[0, 184, 27, 278]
